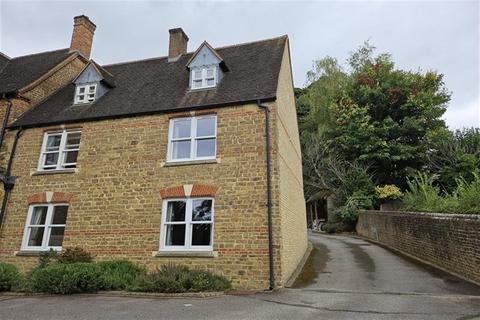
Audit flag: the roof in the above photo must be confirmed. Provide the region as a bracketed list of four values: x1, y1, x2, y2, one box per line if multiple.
[306, 189, 334, 203]
[0, 48, 75, 95]
[11, 36, 287, 128]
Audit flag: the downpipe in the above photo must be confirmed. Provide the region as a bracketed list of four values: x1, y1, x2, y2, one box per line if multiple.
[0, 97, 12, 152]
[257, 100, 275, 290]
[0, 128, 22, 231]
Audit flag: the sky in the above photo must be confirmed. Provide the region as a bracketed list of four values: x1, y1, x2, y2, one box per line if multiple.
[0, 0, 478, 129]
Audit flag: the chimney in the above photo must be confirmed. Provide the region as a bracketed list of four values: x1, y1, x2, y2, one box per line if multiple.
[168, 28, 189, 60]
[69, 15, 96, 59]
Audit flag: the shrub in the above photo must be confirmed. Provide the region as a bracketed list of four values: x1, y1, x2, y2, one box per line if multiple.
[129, 264, 230, 293]
[340, 191, 374, 227]
[97, 260, 145, 290]
[375, 185, 403, 201]
[58, 247, 93, 264]
[0, 263, 21, 292]
[38, 249, 58, 268]
[28, 263, 104, 294]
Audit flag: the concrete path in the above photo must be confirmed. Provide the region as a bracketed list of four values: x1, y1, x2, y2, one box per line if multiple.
[1, 232, 479, 320]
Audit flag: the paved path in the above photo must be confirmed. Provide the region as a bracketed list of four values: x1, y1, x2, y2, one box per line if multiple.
[1, 233, 479, 319]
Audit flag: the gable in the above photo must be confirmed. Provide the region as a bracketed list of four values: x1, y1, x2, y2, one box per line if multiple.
[74, 64, 103, 84]
[188, 45, 222, 69]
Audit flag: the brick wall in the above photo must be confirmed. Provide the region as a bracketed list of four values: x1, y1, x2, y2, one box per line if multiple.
[357, 210, 480, 285]
[274, 38, 308, 284]
[0, 104, 287, 290]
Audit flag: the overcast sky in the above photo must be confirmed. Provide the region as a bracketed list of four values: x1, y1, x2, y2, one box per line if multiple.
[0, 0, 478, 129]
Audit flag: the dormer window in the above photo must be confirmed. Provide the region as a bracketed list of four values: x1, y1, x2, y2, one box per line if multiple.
[191, 66, 216, 90]
[74, 83, 97, 104]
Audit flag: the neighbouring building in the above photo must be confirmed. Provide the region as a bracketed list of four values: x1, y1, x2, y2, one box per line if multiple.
[0, 15, 307, 289]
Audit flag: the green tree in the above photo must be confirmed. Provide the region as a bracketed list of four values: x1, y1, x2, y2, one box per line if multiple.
[299, 42, 451, 194]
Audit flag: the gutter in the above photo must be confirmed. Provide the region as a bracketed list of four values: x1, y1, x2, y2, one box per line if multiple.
[0, 128, 22, 231]
[257, 100, 275, 290]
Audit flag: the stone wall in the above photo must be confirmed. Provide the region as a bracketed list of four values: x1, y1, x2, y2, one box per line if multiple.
[357, 210, 480, 285]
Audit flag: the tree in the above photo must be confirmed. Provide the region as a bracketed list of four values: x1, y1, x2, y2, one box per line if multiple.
[299, 42, 451, 195]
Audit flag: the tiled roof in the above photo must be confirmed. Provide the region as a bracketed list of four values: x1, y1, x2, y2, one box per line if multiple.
[0, 48, 75, 94]
[11, 36, 287, 128]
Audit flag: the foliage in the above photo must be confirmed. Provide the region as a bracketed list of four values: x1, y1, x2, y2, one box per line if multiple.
[426, 128, 480, 193]
[402, 171, 480, 214]
[28, 263, 105, 294]
[375, 185, 403, 201]
[57, 247, 93, 264]
[298, 41, 450, 202]
[340, 191, 374, 227]
[38, 249, 58, 268]
[96, 260, 146, 290]
[0, 263, 21, 292]
[129, 264, 231, 293]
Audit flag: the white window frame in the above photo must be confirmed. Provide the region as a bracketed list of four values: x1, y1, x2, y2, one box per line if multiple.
[74, 83, 97, 104]
[21, 203, 69, 252]
[167, 115, 217, 162]
[38, 129, 81, 171]
[190, 66, 217, 90]
[160, 198, 214, 252]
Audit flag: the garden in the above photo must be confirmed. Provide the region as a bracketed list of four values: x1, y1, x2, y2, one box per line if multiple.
[0, 247, 230, 295]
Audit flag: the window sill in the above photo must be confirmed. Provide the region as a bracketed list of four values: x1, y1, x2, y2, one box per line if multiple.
[162, 159, 220, 167]
[15, 250, 61, 257]
[31, 169, 77, 176]
[152, 251, 217, 258]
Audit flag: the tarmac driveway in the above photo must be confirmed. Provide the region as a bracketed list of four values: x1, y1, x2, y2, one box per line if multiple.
[1, 232, 480, 320]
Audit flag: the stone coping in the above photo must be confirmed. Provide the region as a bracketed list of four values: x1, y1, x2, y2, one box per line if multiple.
[360, 209, 480, 220]
[0, 290, 225, 299]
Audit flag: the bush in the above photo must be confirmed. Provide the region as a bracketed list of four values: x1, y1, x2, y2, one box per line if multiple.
[340, 191, 374, 227]
[0, 263, 21, 292]
[38, 249, 58, 268]
[28, 263, 104, 294]
[97, 260, 145, 290]
[129, 264, 231, 293]
[57, 247, 93, 264]
[375, 185, 403, 201]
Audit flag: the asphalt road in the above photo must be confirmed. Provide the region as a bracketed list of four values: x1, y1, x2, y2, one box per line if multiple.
[1, 233, 479, 320]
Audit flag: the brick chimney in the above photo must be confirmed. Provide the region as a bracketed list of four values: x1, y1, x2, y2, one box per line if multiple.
[168, 28, 189, 60]
[69, 15, 96, 59]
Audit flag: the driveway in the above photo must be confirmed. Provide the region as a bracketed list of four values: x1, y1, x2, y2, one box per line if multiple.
[1, 233, 480, 320]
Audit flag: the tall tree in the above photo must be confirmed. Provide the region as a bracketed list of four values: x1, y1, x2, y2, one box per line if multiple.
[299, 42, 450, 196]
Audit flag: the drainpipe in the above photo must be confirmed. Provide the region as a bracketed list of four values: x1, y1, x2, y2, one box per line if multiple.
[0, 128, 22, 230]
[0, 97, 12, 152]
[257, 100, 275, 290]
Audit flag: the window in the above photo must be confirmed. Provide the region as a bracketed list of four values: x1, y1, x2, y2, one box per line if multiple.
[38, 130, 81, 171]
[74, 83, 97, 104]
[167, 115, 216, 162]
[191, 66, 216, 89]
[21, 204, 69, 251]
[160, 198, 213, 251]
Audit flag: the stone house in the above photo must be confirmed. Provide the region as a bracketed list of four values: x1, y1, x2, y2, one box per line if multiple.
[0, 15, 307, 289]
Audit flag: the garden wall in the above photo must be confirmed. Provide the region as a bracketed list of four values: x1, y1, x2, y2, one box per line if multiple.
[357, 210, 480, 285]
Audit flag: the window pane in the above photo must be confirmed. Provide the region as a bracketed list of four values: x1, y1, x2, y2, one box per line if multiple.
[192, 199, 212, 221]
[171, 141, 191, 159]
[44, 153, 59, 166]
[166, 201, 186, 222]
[196, 139, 215, 157]
[30, 207, 48, 225]
[165, 225, 186, 246]
[206, 79, 215, 86]
[27, 227, 45, 247]
[88, 85, 96, 92]
[77, 95, 85, 101]
[196, 117, 215, 137]
[63, 151, 78, 164]
[46, 135, 61, 151]
[52, 206, 68, 225]
[48, 227, 65, 247]
[66, 132, 81, 148]
[194, 70, 202, 79]
[206, 68, 214, 78]
[79, 87, 85, 94]
[193, 80, 202, 88]
[191, 224, 211, 246]
[172, 119, 191, 139]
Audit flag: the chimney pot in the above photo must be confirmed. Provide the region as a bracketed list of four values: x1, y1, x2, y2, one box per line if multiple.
[70, 15, 96, 59]
[168, 28, 189, 60]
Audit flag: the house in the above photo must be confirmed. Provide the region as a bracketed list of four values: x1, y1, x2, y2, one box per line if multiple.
[0, 15, 307, 290]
